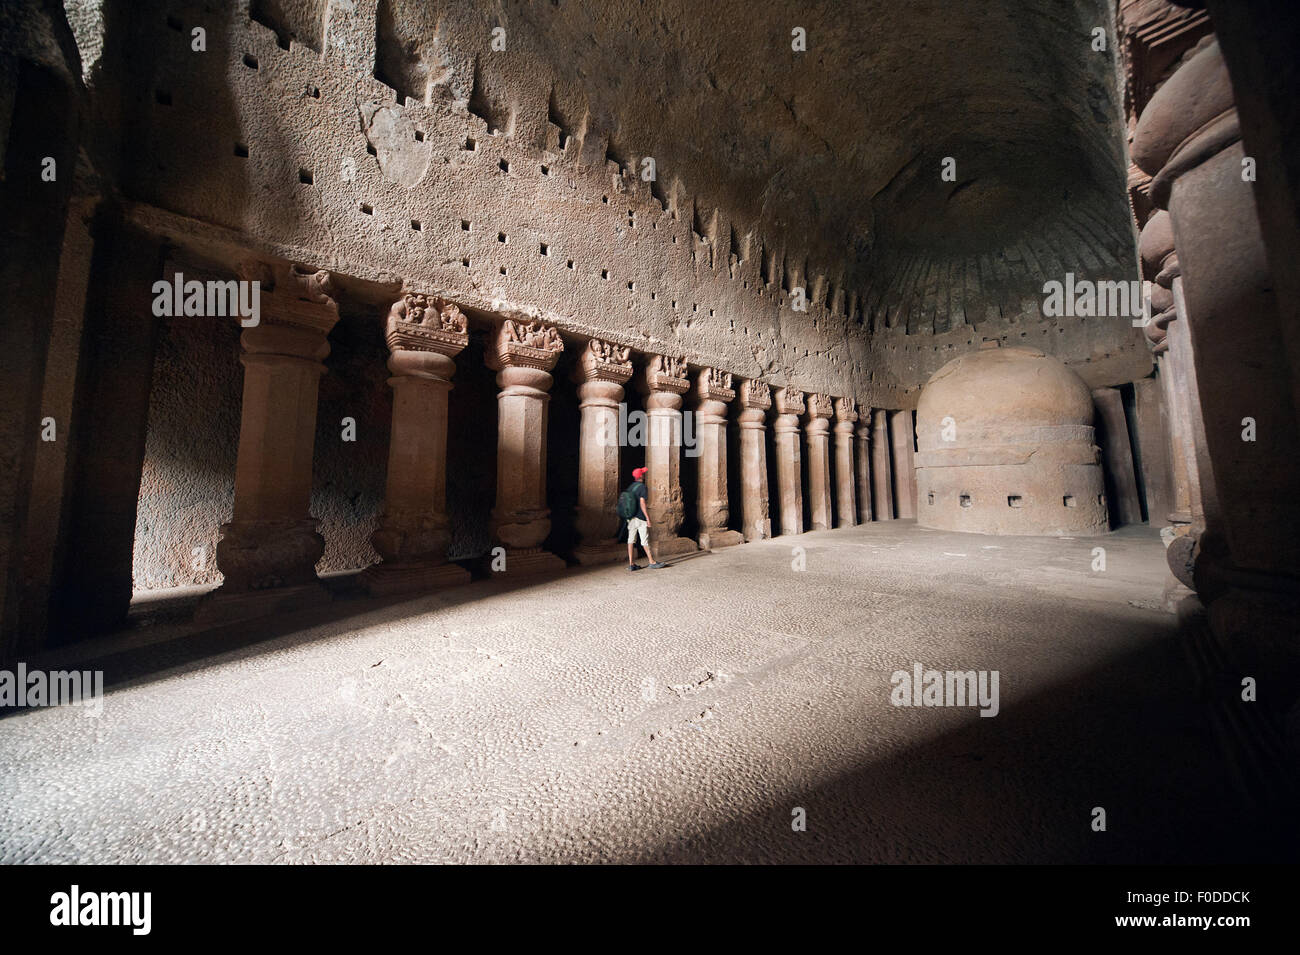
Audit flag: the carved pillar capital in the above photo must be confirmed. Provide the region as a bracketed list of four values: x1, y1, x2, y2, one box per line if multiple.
[486, 318, 564, 373]
[773, 386, 805, 420]
[805, 392, 834, 427]
[694, 366, 735, 404]
[575, 338, 634, 385]
[834, 396, 859, 421]
[739, 379, 772, 414]
[237, 259, 340, 335]
[641, 353, 690, 393]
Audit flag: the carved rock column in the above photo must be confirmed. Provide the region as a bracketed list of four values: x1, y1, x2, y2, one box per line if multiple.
[486, 320, 567, 576]
[1135, 36, 1300, 708]
[693, 368, 743, 550]
[855, 409, 874, 522]
[772, 387, 805, 536]
[871, 408, 895, 520]
[197, 263, 339, 624]
[639, 355, 699, 558]
[1092, 387, 1144, 527]
[737, 379, 772, 541]
[361, 295, 472, 595]
[573, 339, 634, 565]
[1140, 211, 1210, 528]
[805, 393, 834, 530]
[889, 409, 917, 519]
[833, 397, 859, 528]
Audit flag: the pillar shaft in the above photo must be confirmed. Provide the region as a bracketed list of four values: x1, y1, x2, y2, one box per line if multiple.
[639, 355, 698, 558]
[1092, 387, 1143, 526]
[487, 320, 566, 575]
[773, 387, 805, 535]
[363, 295, 471, 595]
[738, 379, 772, 541]
[573, 339, 633, 564]
[694, 368, 743, 549]
[805, 393, 834, 530]
[1131, 376, 1172, 527]
[871, 409, 895, 520]
[855, 417, 873, 522]
[834, 398, 859, 528]
[889, 409, 917, 519]
[198, 263, 339, 624]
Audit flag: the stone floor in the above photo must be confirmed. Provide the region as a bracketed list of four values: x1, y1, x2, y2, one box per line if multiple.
[1, 522, 1291, 864]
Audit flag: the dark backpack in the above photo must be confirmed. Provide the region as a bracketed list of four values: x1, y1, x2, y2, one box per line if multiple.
[616, 482, 642, 520]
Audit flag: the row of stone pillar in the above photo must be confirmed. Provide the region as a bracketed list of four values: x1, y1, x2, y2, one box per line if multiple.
[195, 271, 912, 625]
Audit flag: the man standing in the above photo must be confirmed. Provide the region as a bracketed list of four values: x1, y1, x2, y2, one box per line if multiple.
[624, 466, 666, 571]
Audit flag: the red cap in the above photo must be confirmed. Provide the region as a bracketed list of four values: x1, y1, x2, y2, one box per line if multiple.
[632, 467, 647, 480]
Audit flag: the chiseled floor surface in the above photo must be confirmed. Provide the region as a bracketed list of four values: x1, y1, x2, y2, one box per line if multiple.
[0, 522, 1286, 864]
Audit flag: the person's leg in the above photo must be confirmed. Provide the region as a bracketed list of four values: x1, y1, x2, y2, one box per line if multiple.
[641, 521, 664, 567]
[628, 520, 640, 569]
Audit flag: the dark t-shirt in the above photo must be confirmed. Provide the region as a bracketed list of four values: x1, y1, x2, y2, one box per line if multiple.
[630, 480, 648, 517]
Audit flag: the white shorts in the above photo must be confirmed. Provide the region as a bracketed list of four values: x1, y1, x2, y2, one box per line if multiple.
[627, 517, 649, 546]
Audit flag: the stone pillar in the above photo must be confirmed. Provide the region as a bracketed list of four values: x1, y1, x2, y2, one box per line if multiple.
[1140, 212, 1211, 528]
[833, 397, 858, 528]
[486, 319, 567, 576]
[1134, 36, 1300, 709]
[1132, 376, 1172, 527]
[772, 387, 805, 536]
[46, 225, 163, 640]
[871, 409, 894, 520]
[889, 409, 917, 519]
[639, 355, 698, 559]
[1092, 387, 1143, 527]
[805, 393, 834, 530]
[737, 379, 772, 541]
[361, 295, 472, 595]
[693, 367, 743, 550]
[573, 339, 634, 564]
[891, 410, 917, 518]
[197, 263, 340, 625]
[854, 410, 873, 522]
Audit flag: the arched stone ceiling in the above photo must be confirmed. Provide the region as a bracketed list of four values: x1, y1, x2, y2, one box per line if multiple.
[359, 0, 1134, 318]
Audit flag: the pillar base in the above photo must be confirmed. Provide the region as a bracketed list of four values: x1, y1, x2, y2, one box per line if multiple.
[360, 560, 471, 597]
[194, 580, 330, 627]
[651, 536, 700, 560]
[744, 520, 772, 543]
[699, 529, 744, 551]
[492, 547, 567, 577]
[573, 541, 630, 566]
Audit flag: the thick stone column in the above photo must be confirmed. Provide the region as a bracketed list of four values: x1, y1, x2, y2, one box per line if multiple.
[1092, 387, 1144, 527]
[361, 295, 471, 595]
[1132, 376, 1172, 527]
[772, 387, 805, 536]
[486, 319, 567, 576]
[889, 409, 917, 519]
[833, 397, 858, 528]
[1134, 36, 1300, 709]
[693, 367, 743, 550]
[1140, 212, 1211, 527]
[805, 393, 834, 530]
[871, 409, 895, 520]
[639, 355, 698, 559]
[854, 411, 874, 522]
[197, 263, 339, 624]
[737, 379, 772, 541]
[573, 339, 634, 565]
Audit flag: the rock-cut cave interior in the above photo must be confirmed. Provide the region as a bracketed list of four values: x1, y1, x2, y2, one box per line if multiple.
[1, 0, 1298, 870]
